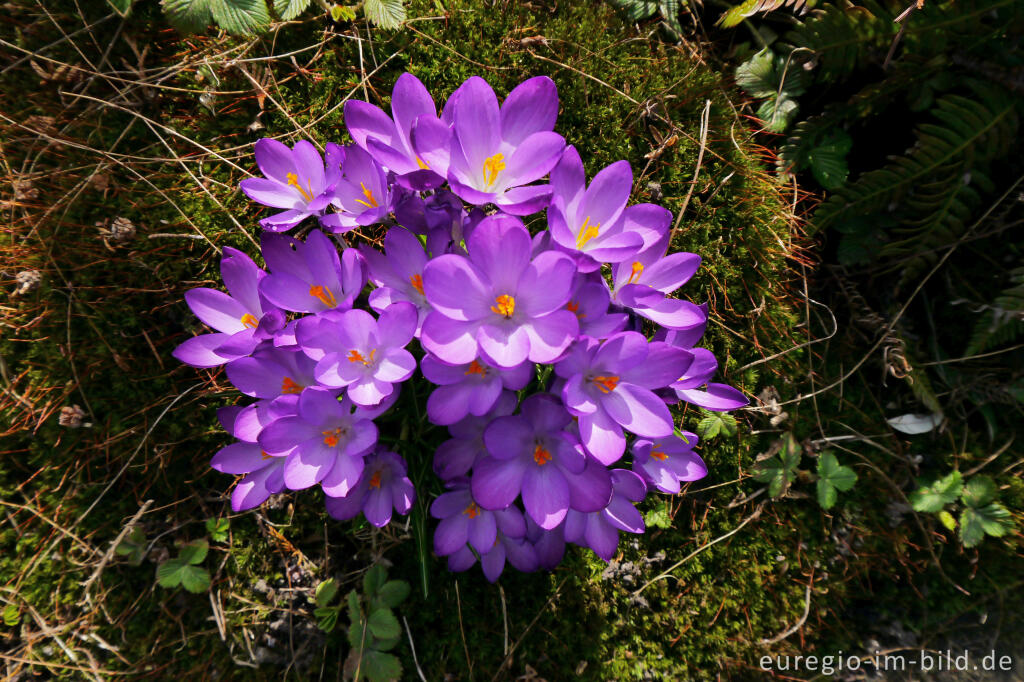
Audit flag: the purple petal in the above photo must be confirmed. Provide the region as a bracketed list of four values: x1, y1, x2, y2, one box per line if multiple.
[320, 452, 365, 497]
[477, 322, 530, 369]
[173, 333, 231, 368]
[500, 76, 558, 146]
[502, 131, 565, 187]
[604, 383, 674, 438]
[578, 409, 625, 465]
[676, 383, 749, 411]
[185, 288, 247, 334]
[345, 100, 398, 149]
[467, 513, 497, 553]
[522, 465, 569, 529]
[453, 77, 500, 175]
[212, 442, 270, 475]
[283, 441, 335, 489]
[254, 138, 294, 183]
[422, 254, 492, 321]
[471, 456, 526, 510]
[421, 315, 480, 365]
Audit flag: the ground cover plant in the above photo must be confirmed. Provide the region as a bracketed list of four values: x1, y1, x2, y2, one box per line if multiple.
[2, 0, 1020, 680]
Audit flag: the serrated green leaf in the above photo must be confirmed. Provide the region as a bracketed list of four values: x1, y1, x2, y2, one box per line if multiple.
[107, 0, 134, 16]
[179, 565, 212, 593]
[780, 433, 801, 470]
[178, 538, 208, 565]
[375, 634, 401, 652]
[696, 415, 722, 440]
[816, 478, 838, 509]
[156, 559, 210, 592]
[115, 526, 146, 564]
[757, 96, 800, 133]
[162, 0, 214, 33]
[375, 580, 410, 609]
[807, 130, 852, 190]
[644, 504, 672, 530]
[205, 518, 230, 543]
[209, 0, 271, 34]
[314, 605, 339, 632]
[719, 412, 738, 437]
[960, 476, 998, 508]
[2, 603, 20, 627]
[607, 0, 660, 21]
[367, 607, 400, 640]
[361, 650, 402, 682]
[909, 471, 963, 513]
[363, 0, 406, 30]
[959, 507, 985, 547]
[363, 564, 387, 596]
[817, 452, 857, 492]
[938, 510, 957, 531]
[274, 0, 311, 20]
[315, 578, 339, 607]
[970, 503, 1014, 542]
[347, 590, 361, 625]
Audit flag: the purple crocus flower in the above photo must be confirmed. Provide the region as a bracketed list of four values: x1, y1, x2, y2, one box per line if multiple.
[324, 450, 415, 527]
[320, 145, 392, 233]
[433, 391, 518, 480]
[258, 390, 377, 496]
[225, 347, 318, 399]
[610, 233, 707, 331]
[632, 433, 707, 494]
[173, 247, 284, 368]
[472, 394, 586, 529]
[564, 469, 647, 561]
[420, 214, 578, 368]
[239, 139, 340, 231]
[669, 346, 748, 411]
[344, 73, 445, 189]
[296, 302, 417, 407]
[420, 353, 532, 425]
[547, 147, 645, 271]
[430, 478, 527, 558]
[359, 226, 432, 332]
[525, 517, 566, 571]
[259, 231, 366, 314]
[566, 272, 627, 339]
[555, 332, 693, 464]
[414, 76, 565, 215]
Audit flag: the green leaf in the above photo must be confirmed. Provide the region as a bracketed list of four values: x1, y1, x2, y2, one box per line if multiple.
[316, 578, 339, 607]
[274, 0, 311, 20]
[360, 649, 402, 682]
[178, 539, 209, 565]
[960, 476, 998, 508]
[607, 0, 660, 21]
[817, 452, 857, 491]
[375, 580, 410, 609]
[367, 608, 400, 640]
[107, 0, 134, 16]
[718, 412, 738, 437]
[179, 565, 212, 593]
[362, 0, 406, 30]
[816, 478, 838, 509]
[757, 96, 800, 133]
[909, 471, 963, 513]
[331, 4, 357, 21]
[806, 130, 852, 190]
[736, 49, 808, 133]
[644, 504, 672, 530]
[115, 526, 147, 564]
[959, 507, 985, 548]
[205, 518, 230, 543]
[696, 415, 722, 440]
[209, 0, 272, 35]
[314, 605, 340, 633]
[156, 559, 211, 593]
[973, 503, 1014, 539]
[2, 603, 20, 627]
[753, 459, 792, 498]
[780, 433, 801, 470]
[162, 0, 214, 33]
[363, 564, 387, 597]
[938, 510, 957, 531]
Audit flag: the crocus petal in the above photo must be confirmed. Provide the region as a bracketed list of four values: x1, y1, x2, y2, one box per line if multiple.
[376, 349, 417, 383]
[434, 514, 469, 556]
[567, 456, 614, 512]
[673, 347, 717, 388]
[483, 415, 534, 460]
[427, 383, 475, 426]
[522, 311, 578, 364]
[173, 333, 232, 368]
[578, 409, 625, 465]
[283, 441, 335, 489]
[410, 115, 453, 176]
[453, 76, 500, 175]
[641, 251, 702, 294]
[494, 185, 554, 216]
[422, 255, 492, 321]
[231, 464, 280, 511]
[604, 383, 674, 438]
[345, 100, 398, 149]
[471, 456, 527, 510]
[254, 138, 295, 183]
[376, 300, 418, 348]
[467, 513, 497, 553]
[477, 322, 530, 369]
[522, 465, 569, 529]
[676, 383, 749, 411]
[502, 131, 565, 187]
[467, 214, 532, 293]
[258, 417, 318, 454]
[421, 315, 480, 365]
[363, 488, 394, 527]
[321, 453, 366, 497]
[604, 495, 645, 534]
[500, 76, 558, 146]
[480, 542, 507, 582]
[292, 141, 326, 195]
[185, 288, 247, 334]
[212, 442, 270, 475]
[579, 160, 632, 228]
[584, 515, 620, 561]
[515, 251, 576, 317]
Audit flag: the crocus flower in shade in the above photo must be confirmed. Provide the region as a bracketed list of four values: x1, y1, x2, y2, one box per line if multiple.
[421, 214, 578, 368]
[225, 347, 318, 399]
[565, 272, 628, 340]
[360, 226, 432, 331]
[393, 189, 463, 239]
[296, 302, 418, 407]
[525, 517, 566, 571]
[173, 247, 284, 368]
[669, 346, 749, 411]
[239, 139, 341, 231]
[610, 233, 707, 331]
[320, 145, 392, 233]
[259, 231, 366, 314]
[472, 394, 586, 529]
[433, 391, 518, 480]
[555, 332, 693, 464]
[258, 390, 377, 496]
[430, 478, 527, 558]
[421, 353, 532, 425]
[564, 469, 647, 561]
[213, 400, 299, 511]
[344, 73, 445, 190]
[632, 433, 707, 494]
[419, 76, 565, 215]
[547, 146, 645, 271]
[324, 450, 415, 527]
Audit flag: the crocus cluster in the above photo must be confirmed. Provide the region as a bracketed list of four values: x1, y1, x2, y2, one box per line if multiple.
[175, 73, 747, 582]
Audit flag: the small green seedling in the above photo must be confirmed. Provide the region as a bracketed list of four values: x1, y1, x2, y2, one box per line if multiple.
[114, 526, 148, 565]
[910, 472, 1015, 548]
[156, 539, 211, 593]
[815, 452, 858, 510]
[205, 517, 230, 544]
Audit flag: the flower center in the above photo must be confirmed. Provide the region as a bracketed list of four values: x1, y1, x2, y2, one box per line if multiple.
[261, 450, 272, 460]
[591, 375, 620, 394]
[240, 313, 260, 329]
[575, 216, 600, 250]
[482, 153, 505, 188]
[464, 360, 487, 376]
[462, 502, 480, 519]
[409, 273, 425, 296]
[416, 156, 430, 170]
[490, 294, 515, 318]
[347, 348, 377, 366]
[533, 443, 552, 466]
[355, 182, 379, 208]
[625, 261, 644, 285]
[566, 300, 586, 319]
[650, 446, 668, 461]
[281, 376, 302, 394]
[286, 172, 313, 202]
[369, 471, 382, 489]
[309, 284, 338, 308]
[322, 427, 345, 447]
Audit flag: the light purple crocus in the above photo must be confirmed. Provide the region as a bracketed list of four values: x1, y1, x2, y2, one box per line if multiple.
[296, 302, 417, 407]
[173, 247, 284, 368]
[324, 450, 415, 527]
[555, 332, 693, 464]
[431, 478, 527, 557]
[420, 353, 532, 425]
[320, 145, 392, 233]
[660, 329, 749, 411]
[565, 272, 627, 339]
[433, 391, 518, 480]
[225, 347, 318, 399]
[610, 232, 707, 331]
[564, 469, 647, 561]
[240, 139, 341, 231]
[632, 433, 707, 494]
[359, 226, 432, 332]
[420, 214, 579, 368]
[258, 390, 377, 496]
[259, 230, 366, 314]
[212, 399, 298, 511]
[414, 76, 565, 215]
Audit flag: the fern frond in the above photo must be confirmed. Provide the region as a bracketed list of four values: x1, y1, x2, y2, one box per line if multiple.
[967, 267, 1024, 356]
[784, 0, 896, 81]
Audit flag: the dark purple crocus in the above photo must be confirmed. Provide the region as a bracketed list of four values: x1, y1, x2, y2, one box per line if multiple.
[433, 391, 518, 480]
[421, 214, 578, 368]
[259, 231, 366, 314]
[324, 450, 415, 527]
[225, 347, 318, 399]
[430, 478, 527, 558]
[632, 433, 707, 494]
[359, 226, 432, 332]
[258, 390, 377, 496]
[565, 272, 627, 340]
[420, 353, 532, 425]
[344, 73, 445, 190]
[173, 247, 283, 368]
[564, 469, 647, 561]
[239, 139, 341, 231]
[525, 517, 566, 571]
[547, 146, 644, 272]
[320, 145, 392, 233]
[414, 76, 564, 215]
[610, 233, 707, 331]
[555, 332, 693, 464]
[296, 302, 417, 407]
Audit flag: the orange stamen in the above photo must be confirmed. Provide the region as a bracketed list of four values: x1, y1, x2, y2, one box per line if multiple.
[462, 503, 480, 519]
[575, 216, 600, 249]
[533, 443, 552, 466]
[626, 261, 644, 285]
[322, 428, 342, 447]
[347, 348, 377, 366]
[354, 182, 379, 208]
[416, 156, 430, 170]
[409, 273, 425, 296]
[592, 375, 619, 394]
[650, 446, 668, 461]
[286, 172, 313, 202]
[241, 313, 260, 329]
[482, 153, 505, 187]
[369, 471, 382, 489]
[490, 294, 515, 318]
[309, 284, 338, 308]
[281, 376, 302, 394]
[464, 360, 487, 376]
[261, 450, 273, 460]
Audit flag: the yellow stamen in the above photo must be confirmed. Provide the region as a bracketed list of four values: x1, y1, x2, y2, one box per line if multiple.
[322, 428, 343, 447]
[650, 446, 668, 461]
[575, 216, 600, 250]
[490, 294, 515, 318]
[533, 443, 552, 466]
[592, 375, 619, 394]
[464, 360, 487, 376]
[416, 156, 430, 170]
[241, 313, 260, 329]
[309, 284, 338, 308]
[409, 273, 425, 296]
[347, 348, 377, 366]
[354, 182, 379, 208]
[286, 172, 313, 202]
[462, 502, 480, 519]
[281, 376, 302, 394]
[482, 153, 505, 187]
[261, 450, 273, 460]
[626, 261, 644, 285]
[369, 471, 382, 489]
